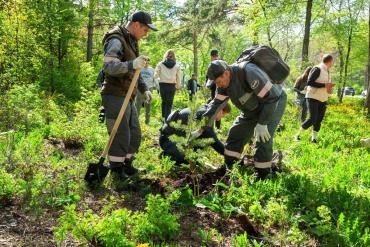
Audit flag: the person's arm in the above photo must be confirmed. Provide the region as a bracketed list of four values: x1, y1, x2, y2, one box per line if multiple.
[293, 77, 303, 93]
[209, 131, 225, 155]
[154, 64, 161, 81]
[202, 87, 229, 127]
[245, 65, 281, 125]
[137, 74, 149, 94]
[307, 67, 325, 88]
[199, 128, 224, 155]
[150, 69, 159, 91]
[151, 71, 157, 90]
[176, 66, 181, 89]
[103, 38, 133, 76]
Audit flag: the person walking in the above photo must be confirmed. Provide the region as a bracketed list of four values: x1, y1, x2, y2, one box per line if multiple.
[155, 49, 181, 121]
[294, 67, 312, 123]
[101, 11, 157, 180]
[295, 54, 335, 143]
[187, 74, 201, 101]
[135, 58, 158, 124]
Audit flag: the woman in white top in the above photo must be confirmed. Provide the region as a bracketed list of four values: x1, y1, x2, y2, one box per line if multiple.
[295, 54, 335, 143]
[155, 49, 181, 120]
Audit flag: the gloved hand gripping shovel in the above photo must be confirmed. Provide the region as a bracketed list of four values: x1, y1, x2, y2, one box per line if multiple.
[84, 69, 141, 184]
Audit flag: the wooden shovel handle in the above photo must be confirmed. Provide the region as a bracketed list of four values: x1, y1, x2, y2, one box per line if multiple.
[101, 69, 141, 159]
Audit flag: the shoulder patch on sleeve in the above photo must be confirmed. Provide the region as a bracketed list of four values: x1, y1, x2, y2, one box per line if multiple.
[251, 80, 260, 89]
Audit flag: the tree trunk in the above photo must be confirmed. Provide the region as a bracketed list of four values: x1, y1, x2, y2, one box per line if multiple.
[302, 0, 313, 68]
[57, 0, 62, 68]
[193, 30, 198, 77]
[47, 0, 54, 94]
[339, 25, 353, 103]
[366, 2, 370, 114]
[258, 0, 272, 47]
[86, 0, 94, 62]
[337, 42, 344, 99]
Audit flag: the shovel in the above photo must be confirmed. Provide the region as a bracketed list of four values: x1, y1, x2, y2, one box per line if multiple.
[84, 69, 141, 184]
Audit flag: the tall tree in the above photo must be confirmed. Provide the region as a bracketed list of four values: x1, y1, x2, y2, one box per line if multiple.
[367, 2, 370, 114]
[174, 0, 231, 76]
[302, 0, 313, 68]
[86, 0, 96, 62]
[324, 0, 366, 102]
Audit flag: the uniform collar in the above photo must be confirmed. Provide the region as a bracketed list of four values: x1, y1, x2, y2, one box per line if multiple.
[122, 26, 138, 42]
[227, 66, 239, 89]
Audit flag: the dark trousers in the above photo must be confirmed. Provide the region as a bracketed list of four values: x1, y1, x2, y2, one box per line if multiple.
[302, 98, 327, 132]
[297, 94, 308, 123]
[159, 134, 187, 165]
[159, 83, 176, 119]
[224, 91, 287, 166]
[102, 95, 141, 164]
[189, 92, 195, 101]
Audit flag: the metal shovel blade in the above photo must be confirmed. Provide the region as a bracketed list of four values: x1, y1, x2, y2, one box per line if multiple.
[84, 157, 109, 184]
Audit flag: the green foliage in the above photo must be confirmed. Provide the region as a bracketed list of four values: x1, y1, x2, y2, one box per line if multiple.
[55, 194, 179, 245]
[0, 0, 369, 245]
[337, 213, 370, 246]
[133, 194, 180, 242]
[94, 209, 136, 247]
[0, 168, 23, 206]
[197, 227, 223, 246]
[0, 85, 46, 132]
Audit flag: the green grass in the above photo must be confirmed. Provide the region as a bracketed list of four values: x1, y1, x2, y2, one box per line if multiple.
[0, 87, 369, 246]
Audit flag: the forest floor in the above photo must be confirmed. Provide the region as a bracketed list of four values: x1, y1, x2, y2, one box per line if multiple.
[0, 91, 369, 246]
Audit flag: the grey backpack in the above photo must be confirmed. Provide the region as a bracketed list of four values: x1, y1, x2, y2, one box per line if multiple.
[236, 45, 290, 84]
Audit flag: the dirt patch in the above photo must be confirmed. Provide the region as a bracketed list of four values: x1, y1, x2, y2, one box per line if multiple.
[0, 206, 59, 246]
[46, 137, 84, 156]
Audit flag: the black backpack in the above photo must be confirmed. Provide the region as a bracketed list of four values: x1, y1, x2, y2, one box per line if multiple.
[236, 45, 290, 84]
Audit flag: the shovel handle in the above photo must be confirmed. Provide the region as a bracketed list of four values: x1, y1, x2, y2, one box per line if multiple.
[102, 69, 141, 159]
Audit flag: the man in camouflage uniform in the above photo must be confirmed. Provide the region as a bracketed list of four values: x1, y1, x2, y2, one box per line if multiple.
[101, 11, 157, 180]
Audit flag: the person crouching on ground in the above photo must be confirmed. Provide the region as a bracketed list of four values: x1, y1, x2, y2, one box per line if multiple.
[159, 102, 231, 165]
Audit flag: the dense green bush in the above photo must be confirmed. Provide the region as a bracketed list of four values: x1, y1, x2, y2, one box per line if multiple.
[0, 85, 46, 132]
[55, 194, 179, 245]
[133, 194, 180, 242]
[0, 168, 23, 206]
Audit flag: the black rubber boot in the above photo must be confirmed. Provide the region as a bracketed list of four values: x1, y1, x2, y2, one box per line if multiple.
[255, 168, 274, 180]
[110, 162, 129, 181]
[123, 158, 138, 176]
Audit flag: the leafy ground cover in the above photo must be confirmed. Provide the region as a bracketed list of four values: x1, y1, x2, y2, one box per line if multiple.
[0, 86, 369, 246]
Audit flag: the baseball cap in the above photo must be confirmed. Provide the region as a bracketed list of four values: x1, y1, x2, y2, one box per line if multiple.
[131, 11, 158, 31]
[207, 60, 228, 83]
